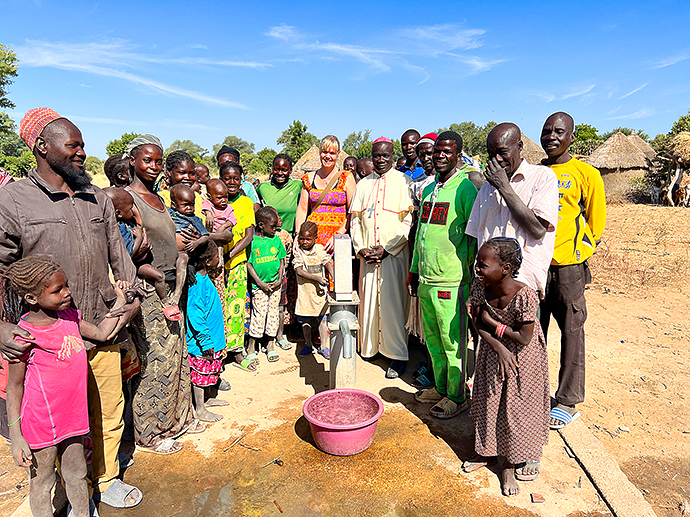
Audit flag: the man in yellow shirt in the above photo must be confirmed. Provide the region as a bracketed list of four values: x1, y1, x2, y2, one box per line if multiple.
[540, 112, 606, 429]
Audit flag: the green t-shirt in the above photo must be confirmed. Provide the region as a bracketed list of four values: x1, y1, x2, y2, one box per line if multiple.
[410, 165, 478, 287]
[257, 179, 302, 234]
[248, 235, 287, 283]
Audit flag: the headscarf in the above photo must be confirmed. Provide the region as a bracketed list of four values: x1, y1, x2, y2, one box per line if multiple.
[19, 107, 64, 150]
[216, 145, 240, 162]
[123, 134, 163, 158]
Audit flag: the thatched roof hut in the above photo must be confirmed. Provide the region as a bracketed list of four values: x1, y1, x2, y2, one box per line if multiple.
[628, 132, 656, 161]
[291, 145, 349, 179]
[520, 133, 547, 165]
[584, 132, 648, 171]
[667, 132, 690, 167]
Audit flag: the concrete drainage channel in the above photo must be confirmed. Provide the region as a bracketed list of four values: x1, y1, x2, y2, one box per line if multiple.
[558, 419, 657, 517]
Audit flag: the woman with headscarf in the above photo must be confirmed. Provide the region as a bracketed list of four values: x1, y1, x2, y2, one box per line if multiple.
[124, 135, 202, 454]
[294, 135, 356, 253]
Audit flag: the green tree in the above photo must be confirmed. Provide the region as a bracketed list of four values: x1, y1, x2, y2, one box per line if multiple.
[84, 156, 104, 175]
[0, 112, 29, 157]
[600, 127, 650, 141]
[165, 139, 209, 162]
[244, 147, 277, 178]
[211, 135, 255, 162]
[276, 120, 319, 162]
[570, 123, 602, 156]
[0, 44, 19, 113]
[0, 149, 35, 177]
[343, 130, 372, 158]
[669, 110, 690, 137]
[106, 132, 141, 157]
[650, 133, 670, 154]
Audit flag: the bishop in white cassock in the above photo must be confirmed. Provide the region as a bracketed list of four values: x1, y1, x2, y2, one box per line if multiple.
[350, 138, 413, 378]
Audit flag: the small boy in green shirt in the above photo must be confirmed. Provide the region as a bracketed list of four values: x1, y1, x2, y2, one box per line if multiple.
[247, 207, 287, 364]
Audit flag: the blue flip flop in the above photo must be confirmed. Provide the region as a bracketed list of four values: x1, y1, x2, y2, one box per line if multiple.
[550, 406, 580, 429]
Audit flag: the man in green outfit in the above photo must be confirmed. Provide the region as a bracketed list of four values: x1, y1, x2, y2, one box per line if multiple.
[409, 131, 478, 419]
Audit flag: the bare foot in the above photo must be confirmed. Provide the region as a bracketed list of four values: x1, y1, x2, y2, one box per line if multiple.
[196, 407, 223, 423]
[206, 398, 229, 407]
[501, 464, 519, 496]
[461, 455, 496, 473]
[515, 459, 541, 481]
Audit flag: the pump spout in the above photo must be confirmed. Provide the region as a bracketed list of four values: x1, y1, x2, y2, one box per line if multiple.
[340, 319, 352, 359]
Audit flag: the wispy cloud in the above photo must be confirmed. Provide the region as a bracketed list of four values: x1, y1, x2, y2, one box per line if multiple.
[266, 23, 501, 80]
[619, 83, 648, 99]
[650, 54, 689, 69]
[15, 39, 266, 108]
[67, 115, 220, 132]
[605, 107, 655, 120]
[561, 84, 595, 99]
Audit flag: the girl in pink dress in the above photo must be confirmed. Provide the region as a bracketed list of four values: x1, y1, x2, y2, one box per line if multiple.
[4, 256, 124, 517]
[464, 238, 549, 497]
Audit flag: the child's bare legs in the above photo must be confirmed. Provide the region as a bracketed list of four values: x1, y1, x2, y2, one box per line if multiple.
[192, 384, 223, 423]
[170, 252, 189, 306]
[317, 317, 329, 352]
[301, 321, 314, 350]
[30, 437, 89, 517]
[138, 264, 170, 305]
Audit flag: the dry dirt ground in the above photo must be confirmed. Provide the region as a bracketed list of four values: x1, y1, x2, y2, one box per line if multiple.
[0, 203, 688, 516]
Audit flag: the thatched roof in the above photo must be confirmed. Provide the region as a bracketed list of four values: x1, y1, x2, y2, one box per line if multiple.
[667, 132, 690, 166]
[627, 132, 656, 161]
[291, 145, 349, 179]
[584, 131, 648, 170]
[520, 133, 547, 165]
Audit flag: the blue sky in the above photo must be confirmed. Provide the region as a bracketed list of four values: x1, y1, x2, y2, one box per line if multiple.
[3, 0, 689, 159]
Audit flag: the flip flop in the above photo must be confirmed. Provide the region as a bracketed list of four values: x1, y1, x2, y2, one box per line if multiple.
[317, 347, 330, 360]
[550, 406, 580, 430]
[413, 361, 428, 379]
[430, 398, 470, 420]
[461, 455, 496, 473]
[246, 352, 259, 365]
[515, 459, 541, 481]
[276, 337, 294, 350]
[163, 305, 181, 321]
[411, 373, 435, 389]
[118, 452, 134, 468]
[96, 479, 143, 509]
[267, 350, 280, 362]
[233, 357, 257, 372]
[186, 420, 206, 434]
[136, 438, 183, 455]
[299, 345, 313, 356]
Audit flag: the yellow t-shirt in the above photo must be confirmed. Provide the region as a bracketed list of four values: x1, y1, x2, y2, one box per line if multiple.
[158, 189, 206, 224]
[224, 195, 255, 270]
[546, 158, 606, 265]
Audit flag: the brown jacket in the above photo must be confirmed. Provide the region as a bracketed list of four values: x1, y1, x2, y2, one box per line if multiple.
[0, 169, 137, 328]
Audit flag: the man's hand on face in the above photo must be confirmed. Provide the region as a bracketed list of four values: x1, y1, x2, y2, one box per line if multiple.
[484, 158, 511, 191]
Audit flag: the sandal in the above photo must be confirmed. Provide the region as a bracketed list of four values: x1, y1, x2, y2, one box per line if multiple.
[246, 352, 259, 365]
[411, 373, 435, 389]
[414, 387, 443, 404]
[136, 438, 183, 455]
[413, 361, 428, 379]
[96, 479, 143, 509]
[233, 356, 257, 372]
[267, 350, 280, 362]
[163, 305, 181, 321]
[461, 455, 496, 473]
[317, 347, 330, 360]
[430, 397, 470, 419]
[276, 337, 294, 350]
[550, 406, 580, 429]
[186, 420, 206, 434]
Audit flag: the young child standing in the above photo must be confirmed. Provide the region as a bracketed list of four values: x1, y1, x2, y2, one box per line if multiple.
[294, 221, 334, 359]
[4, 256, 125, 517]
[246, 207, 286, 364]
[463, 238, 549, 497]
[186, 241, 227, 423]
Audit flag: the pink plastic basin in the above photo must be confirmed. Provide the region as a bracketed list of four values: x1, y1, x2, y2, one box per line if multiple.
[303, 389, 384, 456]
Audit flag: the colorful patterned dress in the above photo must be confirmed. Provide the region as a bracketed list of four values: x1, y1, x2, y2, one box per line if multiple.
[301, 170, 351, 248]
[468, 278, 550, 464]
